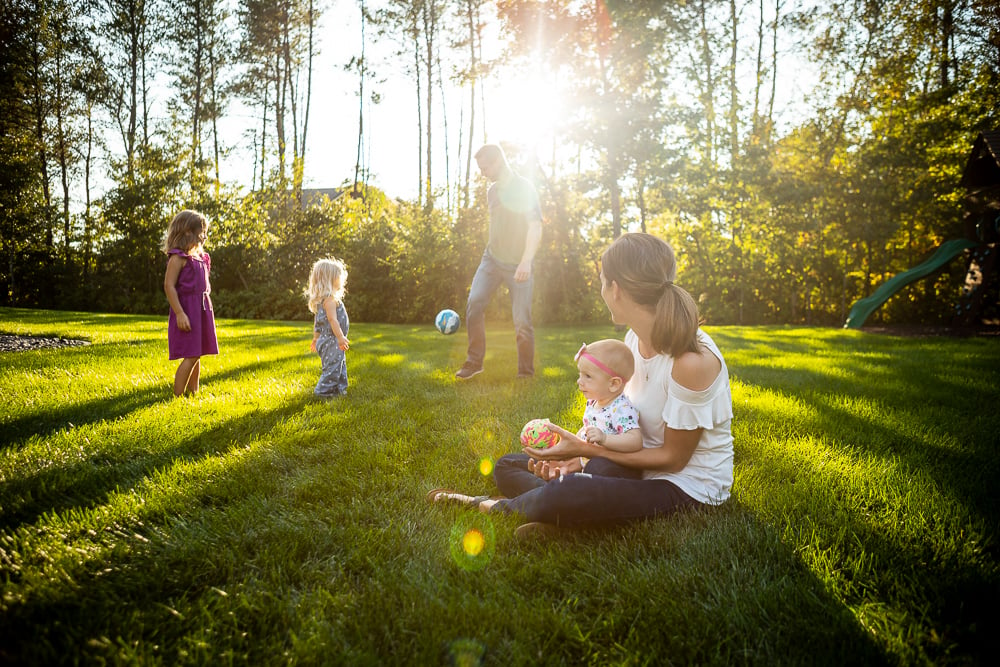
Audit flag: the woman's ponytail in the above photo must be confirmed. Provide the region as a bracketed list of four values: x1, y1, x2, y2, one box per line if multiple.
[651, 283, 700, 358]
[602, 233, 701, 357]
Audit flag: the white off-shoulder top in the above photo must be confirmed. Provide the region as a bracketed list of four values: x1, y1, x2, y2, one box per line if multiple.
[623, 329, 734, 505]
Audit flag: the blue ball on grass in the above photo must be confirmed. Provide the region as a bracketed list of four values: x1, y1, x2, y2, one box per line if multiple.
[435, 309, 461, 335]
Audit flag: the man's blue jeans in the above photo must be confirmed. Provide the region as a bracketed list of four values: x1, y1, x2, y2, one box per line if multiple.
[491, 453, 700, 527]
[464, 252, 534, 376]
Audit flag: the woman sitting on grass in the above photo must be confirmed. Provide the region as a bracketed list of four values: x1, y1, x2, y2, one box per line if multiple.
[429, 232, 734, 538]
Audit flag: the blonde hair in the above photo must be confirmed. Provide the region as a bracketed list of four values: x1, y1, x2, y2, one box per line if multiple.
[305, 258, 348, 313]
[162, 209, 207, 254]
[601, 233, 700, 358]
[581, 339, 635, 381]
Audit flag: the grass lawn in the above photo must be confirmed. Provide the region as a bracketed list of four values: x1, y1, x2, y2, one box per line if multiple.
[1, 306, 998, 665]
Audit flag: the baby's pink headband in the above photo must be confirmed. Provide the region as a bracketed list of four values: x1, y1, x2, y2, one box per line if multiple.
[575, 343, 622, 379]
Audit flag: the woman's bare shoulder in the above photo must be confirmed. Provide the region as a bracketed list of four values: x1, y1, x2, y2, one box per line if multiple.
[670, 348, 721, 391]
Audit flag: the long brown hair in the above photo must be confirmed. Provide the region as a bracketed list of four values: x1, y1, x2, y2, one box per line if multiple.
[601, 233, 701, 357]
[161, 210, 207, 254]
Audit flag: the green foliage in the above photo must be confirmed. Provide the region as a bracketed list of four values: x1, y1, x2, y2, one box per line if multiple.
[95, 145, 190, 310]
[197, 185, 604, 325]
[2, 1, 999, 326]
[1, 309, 997, 664]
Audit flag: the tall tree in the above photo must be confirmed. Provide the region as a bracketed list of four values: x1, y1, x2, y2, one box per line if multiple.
[101, 0, 161, 182]
[48, 0, 91, 265]
[350, 0, 384, 198]
[351, 0, 368, 197]
[0, 0, 46, 304]
[373, 1, 426, 205]
[455, 0, 487, 210]
[238, 0, 316, 194]
[168, 0, 232, 195]
[420, 0, 441, 208]
[18, 0, 96, 300]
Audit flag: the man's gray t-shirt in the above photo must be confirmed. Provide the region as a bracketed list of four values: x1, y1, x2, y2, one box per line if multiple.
[486, 173, 542, 265]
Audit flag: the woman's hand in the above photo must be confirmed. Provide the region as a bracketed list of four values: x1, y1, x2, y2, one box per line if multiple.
[526, 455, 583, 481]
[523, 421, 590, 460]
[336, 335, 350, 351]
[175, 311, 191, 332]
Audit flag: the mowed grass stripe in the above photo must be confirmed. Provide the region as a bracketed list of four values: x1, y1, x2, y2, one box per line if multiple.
[1, 307, 997, 664]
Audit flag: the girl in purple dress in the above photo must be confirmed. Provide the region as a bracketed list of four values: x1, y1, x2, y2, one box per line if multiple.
[162, 210, 219, 397]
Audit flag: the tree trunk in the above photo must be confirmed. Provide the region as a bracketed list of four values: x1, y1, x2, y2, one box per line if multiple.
[462, 0, 478, 210]
[283, 7, 300, 197]
[414, 27, 422, 207]
[728, 0, 739, 165]
[300, 0, 314, 195]
[84, 100, 94, 281]
[29, 33, 52, 249]
[436, 52, 450, 215]
[278, 48, 287, 185]
[940, 0, 954, 88]
[53, 31, 71, 264]
[729, 0, 742, 323]
[192, 0, 204, 187]
[698, 0, 715, 165]
[752, 0, 764, 138]
[210, 42, 221, 194]
[140, 15, 149, 152]
[637, 173, 648, 234]
[260, 83, 268, 191]
[354, 1, 366, 196]
[767, 0, 781, 146]
[422, 0, 436, 209]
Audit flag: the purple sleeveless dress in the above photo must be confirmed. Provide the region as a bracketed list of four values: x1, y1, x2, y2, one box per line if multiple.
[167, 248, 219, 360]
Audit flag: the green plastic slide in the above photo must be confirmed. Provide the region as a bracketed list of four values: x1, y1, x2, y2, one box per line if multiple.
[844, 238, 978, 328]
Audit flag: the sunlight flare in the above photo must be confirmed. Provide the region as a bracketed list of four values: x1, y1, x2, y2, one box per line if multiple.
[478, 457, 494, 477]
[486, 71, 563, 150]
[449, 515, 495, 572]
[462, 529, 485, 556]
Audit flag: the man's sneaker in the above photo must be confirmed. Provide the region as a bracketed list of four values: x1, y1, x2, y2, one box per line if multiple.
[455, 363, 483, 380]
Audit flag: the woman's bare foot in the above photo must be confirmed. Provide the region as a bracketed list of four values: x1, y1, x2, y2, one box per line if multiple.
[426, 489, 501, 512]
[478, 499, 499, 513]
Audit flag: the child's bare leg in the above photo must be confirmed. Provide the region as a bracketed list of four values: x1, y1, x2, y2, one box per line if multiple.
[185, 359, 201, 394]
[174, 357, 199, 396]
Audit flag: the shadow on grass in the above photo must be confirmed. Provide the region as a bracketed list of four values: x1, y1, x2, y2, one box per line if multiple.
[582, 501, 893, 665]
[723, 337, 1000, 663]
[0, 488, 894, 665]
[1, 307, 155, 332]
[733, 357, 1000, 524]
[1, 350, 308, 447]
[1, 323, 995, 663]
[0, 393, 312, 532]
[718, 327, 1000, 504]
[739, 441, 999, 664]
[706, 328, 1000, 662]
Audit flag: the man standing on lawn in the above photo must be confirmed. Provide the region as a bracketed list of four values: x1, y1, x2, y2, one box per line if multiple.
[455, 144, 543, 380]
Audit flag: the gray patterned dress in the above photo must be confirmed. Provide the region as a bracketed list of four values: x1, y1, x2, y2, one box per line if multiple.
[314, 299, 349, 397]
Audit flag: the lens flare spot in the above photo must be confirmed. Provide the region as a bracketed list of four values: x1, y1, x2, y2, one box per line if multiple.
[478, 457, 494, 476]
[446, 638, 486, 666]
[449, 515, 495, 571]
[462, 529, 485, 556]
